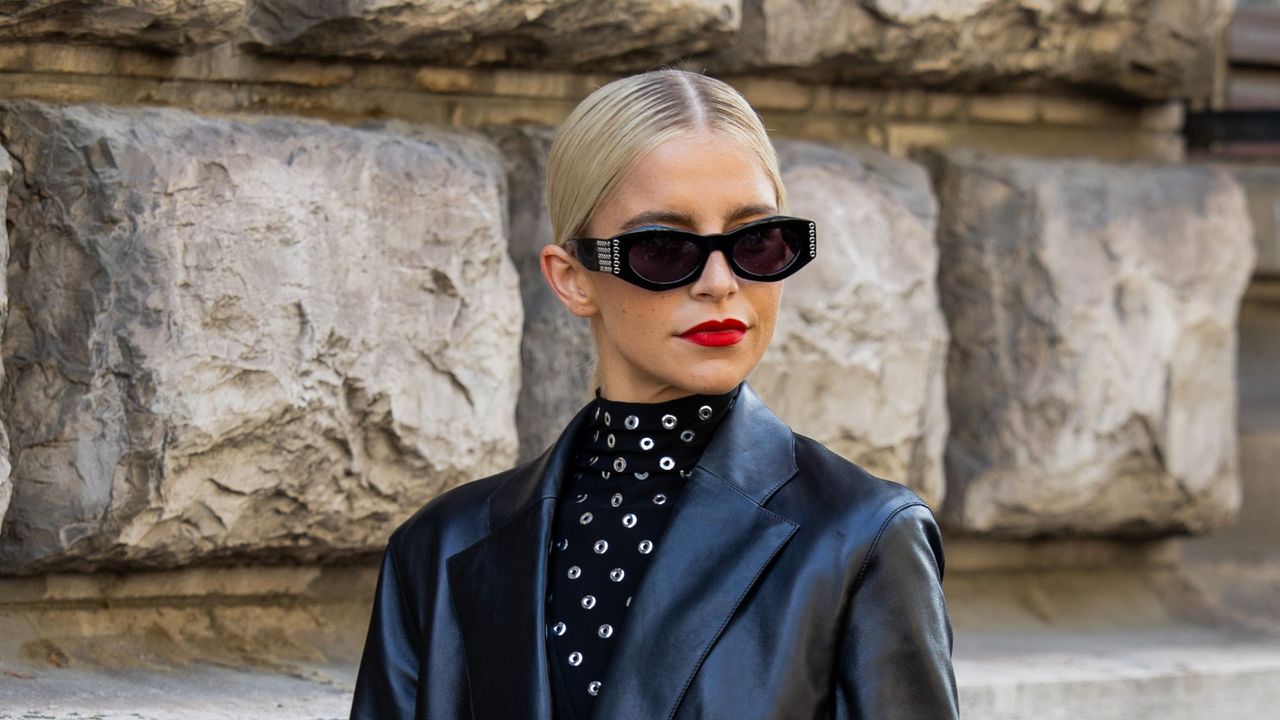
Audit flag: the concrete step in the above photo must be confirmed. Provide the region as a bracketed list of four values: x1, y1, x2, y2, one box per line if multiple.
[957, 626, 1280, 719]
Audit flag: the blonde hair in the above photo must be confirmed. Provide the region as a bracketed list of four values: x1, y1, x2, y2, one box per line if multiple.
[545, 66, 788, 402]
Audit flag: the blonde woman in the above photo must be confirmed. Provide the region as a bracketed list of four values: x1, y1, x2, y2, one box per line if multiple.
[351, 68, 959, 720]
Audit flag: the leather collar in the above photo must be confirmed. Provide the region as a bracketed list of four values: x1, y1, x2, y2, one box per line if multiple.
[446, 380, 801, 720]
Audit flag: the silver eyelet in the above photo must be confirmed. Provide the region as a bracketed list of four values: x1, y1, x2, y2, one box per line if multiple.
[581, 595, 596, 610]
[624, 415, 639, 430]
[553, 621, 566, 636]
[680, 429, 695, 442]
[588, 680, 602, 695]
[659, 456, 674, 471]
[698, 404, 713, 420]
[609, 568, 625, 582]
[639, 437, 654, 451]
[576, 493, 588, 503]
[594, 539, 609, 554]
[568, 565, 581, 579]
[638, 539, 653, 554]
[569, 651, 583, 665]
[661, 414, 677, 429]
[613, 457, 626, 472]
[611, 492, 623, 506]
[601, 470, 611, 479]
[606, 433, 615, 448]
[603, 411, 611, 426]
[580, 512, 593, 524]
[634, 471, 649, 480]
[557, 538, 569, 550]
[622, 513, 637, 528]
[653, 494, 667, 505]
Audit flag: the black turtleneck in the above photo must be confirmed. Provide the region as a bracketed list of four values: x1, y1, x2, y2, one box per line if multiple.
[544, 381, 743, 720]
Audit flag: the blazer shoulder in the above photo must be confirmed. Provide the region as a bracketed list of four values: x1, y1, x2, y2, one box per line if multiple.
[788, 430, 934, 532]
[386, 457, 533, 559]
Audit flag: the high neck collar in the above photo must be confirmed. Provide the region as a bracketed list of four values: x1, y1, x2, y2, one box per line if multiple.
[569, 382, 743, 484]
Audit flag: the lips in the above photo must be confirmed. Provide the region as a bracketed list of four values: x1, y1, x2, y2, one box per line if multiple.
[679, 318, 748, 347]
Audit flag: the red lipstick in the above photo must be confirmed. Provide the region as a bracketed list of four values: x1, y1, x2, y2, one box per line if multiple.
[679, 318, 747, 347]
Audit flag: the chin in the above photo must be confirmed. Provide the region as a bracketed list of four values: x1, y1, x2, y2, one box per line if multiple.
[670, 363, 752, 395]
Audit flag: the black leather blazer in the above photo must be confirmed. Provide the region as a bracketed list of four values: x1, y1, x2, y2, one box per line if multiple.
[350, 380, 959, 719]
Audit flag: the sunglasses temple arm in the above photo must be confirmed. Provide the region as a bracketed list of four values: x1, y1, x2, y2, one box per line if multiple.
[565, 239, 604, 272]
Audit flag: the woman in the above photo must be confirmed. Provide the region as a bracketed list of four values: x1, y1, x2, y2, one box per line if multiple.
[350, 68, 959, 720]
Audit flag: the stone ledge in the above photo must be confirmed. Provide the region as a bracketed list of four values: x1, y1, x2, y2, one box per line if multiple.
[0, 41, 1181, 130]
[1, 560, 1277, 718]
[3, 613, 1276, 719]
[957, 627, 1280, 720]
[0, 563, 377, 606]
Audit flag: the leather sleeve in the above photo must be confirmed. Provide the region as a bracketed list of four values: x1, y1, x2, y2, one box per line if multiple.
[350, 537, 422, 720]
[834, 502, 960, 720]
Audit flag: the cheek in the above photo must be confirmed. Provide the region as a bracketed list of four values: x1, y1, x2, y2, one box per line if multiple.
[750, 285, 784, 325]
[599, 284, 676, 337]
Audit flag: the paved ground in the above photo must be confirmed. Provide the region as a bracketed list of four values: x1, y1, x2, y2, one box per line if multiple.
[0, 662, 353, 720]
[957, 626, 1280, 720]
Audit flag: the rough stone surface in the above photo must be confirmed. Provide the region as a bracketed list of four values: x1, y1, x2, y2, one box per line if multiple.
[711, 0, 1232, 102]
[485, 125, 596, 464]
[240, 0, 741, 68]
[921, 147, 1256, 538]
[0, 146, 10, 536]
[1215, 161, 1280, 275]
[0, 1, 245, 52]
[0, 101, 521, 574]
[747, 140, 949, 507]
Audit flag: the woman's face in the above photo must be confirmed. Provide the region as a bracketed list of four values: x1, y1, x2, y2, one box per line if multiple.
[542, 130, 785, 403]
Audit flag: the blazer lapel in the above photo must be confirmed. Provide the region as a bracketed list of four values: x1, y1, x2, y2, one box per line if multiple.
[445, 380, 801, 720]
[445, 397, 595, 720]
[588, 381, 802, 720]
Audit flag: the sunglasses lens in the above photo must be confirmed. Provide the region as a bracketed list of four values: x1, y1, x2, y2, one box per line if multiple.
[733, 223, 801, 277]
[628, 233, 701, 284]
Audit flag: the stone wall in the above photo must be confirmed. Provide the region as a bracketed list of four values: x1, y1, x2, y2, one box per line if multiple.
[0, 144, 10, 536]
[0, 1, 1233, 101]
[924, 148, 1256, 537]
[0, 100, 522, 573]
[0, 1, 1259, 576]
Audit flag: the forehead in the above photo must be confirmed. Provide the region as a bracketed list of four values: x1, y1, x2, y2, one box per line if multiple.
[593, 131, 777, 235]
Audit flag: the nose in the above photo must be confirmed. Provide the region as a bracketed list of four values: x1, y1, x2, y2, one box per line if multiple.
[690, 249, 737, 299]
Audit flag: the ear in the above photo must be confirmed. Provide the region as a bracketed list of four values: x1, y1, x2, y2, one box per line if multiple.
[540, 243, 599, 318]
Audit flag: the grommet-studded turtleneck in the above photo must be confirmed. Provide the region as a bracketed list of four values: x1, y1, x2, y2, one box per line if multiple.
[545, 381, 743, 720]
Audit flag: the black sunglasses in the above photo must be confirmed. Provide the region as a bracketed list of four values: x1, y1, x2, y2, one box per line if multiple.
[563, 215, 817, 291]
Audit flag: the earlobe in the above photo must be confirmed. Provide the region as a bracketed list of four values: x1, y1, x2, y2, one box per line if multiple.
[540, 243, 598, 318]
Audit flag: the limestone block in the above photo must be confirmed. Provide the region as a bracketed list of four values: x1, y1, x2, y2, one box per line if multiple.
[0, 1, 245, 52]
[748, 140, 950, 507]
[485, 125, 595, 464]
[0, 100, 521, 574]
[1213, 161, 1280, 275]
[240, 0, 741, 67]
[921, 147, 1257, 538]
[712, 0, 1232, 102]
[0, 147, 10, 536]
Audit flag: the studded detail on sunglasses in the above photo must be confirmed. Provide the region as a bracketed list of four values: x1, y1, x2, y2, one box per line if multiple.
[563, 215, 817, 291]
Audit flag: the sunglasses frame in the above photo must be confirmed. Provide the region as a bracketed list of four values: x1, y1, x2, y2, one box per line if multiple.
[564, 214, 818, 291]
